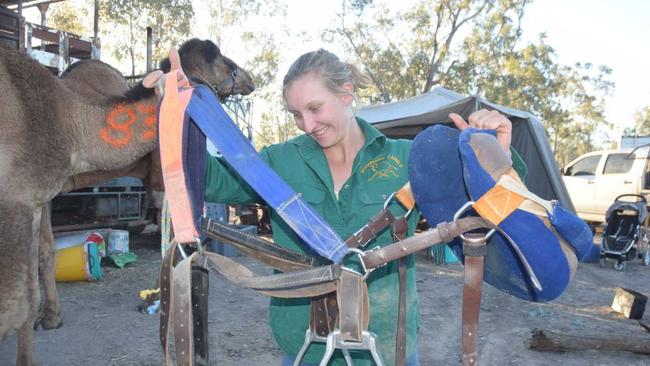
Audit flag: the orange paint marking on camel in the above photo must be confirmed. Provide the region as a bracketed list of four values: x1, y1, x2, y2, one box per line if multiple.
[100, 100, 158, 147]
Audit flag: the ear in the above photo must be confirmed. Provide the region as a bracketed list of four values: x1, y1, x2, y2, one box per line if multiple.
[341, 82, 354, 105]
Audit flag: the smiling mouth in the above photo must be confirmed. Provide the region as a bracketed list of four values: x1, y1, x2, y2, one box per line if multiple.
[310, 126, 329, 137]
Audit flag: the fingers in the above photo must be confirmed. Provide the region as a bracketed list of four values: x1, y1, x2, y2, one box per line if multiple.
[451, 109, 513, 153]
[449, 113, 469, 130]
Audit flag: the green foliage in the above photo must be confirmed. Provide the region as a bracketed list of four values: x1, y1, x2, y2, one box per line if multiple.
[199, 0, 298, 148]
[48, 2, 90, 36]
[327, 0, 614, 165]
[626, 106, 650, 136]
[100, 0, 193, 76]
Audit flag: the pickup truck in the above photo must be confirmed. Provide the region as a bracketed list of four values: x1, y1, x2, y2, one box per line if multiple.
[562, 145, 650, 224]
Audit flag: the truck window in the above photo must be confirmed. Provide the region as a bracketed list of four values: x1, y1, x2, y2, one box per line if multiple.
[603, 153, 635, 174]
[565, 155, 600, 176]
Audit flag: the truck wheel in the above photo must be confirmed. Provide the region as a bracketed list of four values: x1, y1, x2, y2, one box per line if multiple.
[614, 261, 626, 271]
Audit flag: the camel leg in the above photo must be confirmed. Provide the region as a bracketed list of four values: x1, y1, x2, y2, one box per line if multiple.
[0, 200, 41, 366]
[35, 204, 63, 330]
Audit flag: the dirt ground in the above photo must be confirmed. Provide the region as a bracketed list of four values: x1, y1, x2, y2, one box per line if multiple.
[2, 230, 650, 366]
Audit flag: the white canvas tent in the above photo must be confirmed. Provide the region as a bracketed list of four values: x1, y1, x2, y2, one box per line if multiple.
[358, 87, 574, 211]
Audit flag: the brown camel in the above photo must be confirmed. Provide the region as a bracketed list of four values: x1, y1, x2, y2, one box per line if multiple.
[0, 38, 254, 366]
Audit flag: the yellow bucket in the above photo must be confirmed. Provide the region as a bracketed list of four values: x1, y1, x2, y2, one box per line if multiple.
[55, 243, 101, 282]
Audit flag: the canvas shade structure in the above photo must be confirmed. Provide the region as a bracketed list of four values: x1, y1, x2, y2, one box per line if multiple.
[357, 87, 574, 212]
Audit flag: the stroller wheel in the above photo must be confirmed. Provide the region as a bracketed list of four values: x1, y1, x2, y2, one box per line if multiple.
[599, 257, 607, 268]
[643, 251, 650, 266]
[614, 260, 626, 271]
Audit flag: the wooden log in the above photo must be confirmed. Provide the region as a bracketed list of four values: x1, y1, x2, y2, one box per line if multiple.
[529, 329, 650, 355]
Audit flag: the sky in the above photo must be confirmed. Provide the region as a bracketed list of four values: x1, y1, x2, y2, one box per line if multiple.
[22, 0, 650, 138]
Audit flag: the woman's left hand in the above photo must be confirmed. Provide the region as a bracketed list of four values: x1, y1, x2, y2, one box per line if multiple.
[449, 109, 512, 155]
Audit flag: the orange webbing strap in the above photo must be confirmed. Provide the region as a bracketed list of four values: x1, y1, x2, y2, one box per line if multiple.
[472, 169, 553, 226]
[158, 71, 198, 244]
[395, 182, 416, 211]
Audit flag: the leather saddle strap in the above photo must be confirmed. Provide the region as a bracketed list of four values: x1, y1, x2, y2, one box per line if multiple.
[392, 217, 409, 366]
[191, 263, 209, 365]
[200, 252, 339, 297]
[361, 217, 491, 269]
[203, 218, 316, 272]
[172, 253, 196, 366]
[461, 234, 487, 366]
[311, 209, 396, 337]
[337, 269, 370, 342]
[345, 208, 394, 248]
[159, 243, 180, 365]
[310, 292, 340, 337]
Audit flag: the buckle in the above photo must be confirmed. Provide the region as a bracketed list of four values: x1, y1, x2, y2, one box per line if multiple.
[341, 248, 373, 280]
[453, 201, 496, 241]
[383, 191, 413, 219]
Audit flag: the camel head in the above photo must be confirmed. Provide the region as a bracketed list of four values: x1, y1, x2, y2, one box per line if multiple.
[160, 39, 255, 101]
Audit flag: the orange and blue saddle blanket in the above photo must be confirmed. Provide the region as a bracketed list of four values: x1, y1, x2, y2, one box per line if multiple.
[157, 77, 595, 302]
[410, 125, 595, 302]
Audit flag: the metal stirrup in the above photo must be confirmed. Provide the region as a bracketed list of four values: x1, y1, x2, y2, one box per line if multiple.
[294, 329, 353, 366]
[320, 330, 384, 366]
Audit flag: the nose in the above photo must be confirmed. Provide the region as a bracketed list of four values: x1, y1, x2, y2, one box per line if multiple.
[301, 114, 317, 134]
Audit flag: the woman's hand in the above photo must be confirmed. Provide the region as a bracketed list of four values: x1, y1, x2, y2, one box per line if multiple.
[449, 109, 512, 154]
[142, 47, 190, 95]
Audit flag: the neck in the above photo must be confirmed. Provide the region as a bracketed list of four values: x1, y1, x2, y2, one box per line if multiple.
[66, 96, 160, 175]
[324, 117, 364, 190]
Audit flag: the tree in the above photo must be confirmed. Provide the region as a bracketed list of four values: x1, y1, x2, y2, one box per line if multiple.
[48, 2, 90, 36]
[100, 0, 193, 76]
[627, 106, 650, 136]
[327, 0, 613, 165]
[199, 0, 299, 148]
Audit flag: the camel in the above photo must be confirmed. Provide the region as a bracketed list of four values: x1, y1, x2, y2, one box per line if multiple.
[0, 38, 254, 366]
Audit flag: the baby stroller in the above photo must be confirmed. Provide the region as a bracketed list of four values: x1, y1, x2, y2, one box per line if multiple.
[600, 194, 650, 271]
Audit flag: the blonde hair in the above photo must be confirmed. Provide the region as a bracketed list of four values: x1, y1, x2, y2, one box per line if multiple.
[282, 49, 370, 104]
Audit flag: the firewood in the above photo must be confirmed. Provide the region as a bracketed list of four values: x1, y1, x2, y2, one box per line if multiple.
[529, 329, 650, 355]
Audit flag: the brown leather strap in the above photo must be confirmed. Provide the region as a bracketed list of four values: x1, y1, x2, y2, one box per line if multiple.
[461, 234, 487, 366]
[345, 208, 394, 248]
[361, 217, 491, 269]
[191, 263, 209, 365]
[159, 243, 179, 365]
[392, 217, 408, 366]
[337, 269, 369, 342]
[310, 209, 396, 338]
[310, 293, 339, 337]
[173, 253, 195, 366]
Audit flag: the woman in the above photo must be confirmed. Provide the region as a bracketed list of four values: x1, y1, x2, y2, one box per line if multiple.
[148, 48, 516, 365]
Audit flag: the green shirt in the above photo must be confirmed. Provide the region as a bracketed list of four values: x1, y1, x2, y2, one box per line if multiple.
[206, 118, 420, 365]
[205, 118, 527, 365]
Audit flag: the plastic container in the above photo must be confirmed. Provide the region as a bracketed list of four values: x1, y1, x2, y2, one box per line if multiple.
[444, 245, 460, 263]
[108, 230, 129, 254]
[55, 242, 102, 282]
[207, 224, 257, 258]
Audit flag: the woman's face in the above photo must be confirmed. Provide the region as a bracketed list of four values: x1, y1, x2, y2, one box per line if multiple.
[284, 72, 354, 149]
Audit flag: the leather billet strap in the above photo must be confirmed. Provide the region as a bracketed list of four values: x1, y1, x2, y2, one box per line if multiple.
[310, 208, 396, 338]
[337, 269, 370, 342]
[159, 243, 181, 365]
[345, 208, 394, 248]
[203, 218, 316, 272]
[461, 233, 487, 366]
[361, 217, 492, 270]
[173, 252, 195, 366]
[391, 217, 409, 366]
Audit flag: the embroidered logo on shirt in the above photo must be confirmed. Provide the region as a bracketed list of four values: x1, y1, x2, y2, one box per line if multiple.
[360, 155, 403, 181]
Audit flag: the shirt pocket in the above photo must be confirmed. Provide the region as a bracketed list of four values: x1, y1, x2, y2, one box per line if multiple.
[299, 184, 327, 211]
